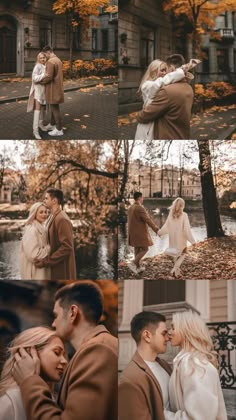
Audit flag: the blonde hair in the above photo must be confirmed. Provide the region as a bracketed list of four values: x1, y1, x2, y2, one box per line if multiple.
[0, 327, 58, 396]
[169, 197, 185, 219]
[25, 202, 46, 225]
[36, 52, 46, 64]
[173, 311, 218, 369]
[138, 59, 166, 94]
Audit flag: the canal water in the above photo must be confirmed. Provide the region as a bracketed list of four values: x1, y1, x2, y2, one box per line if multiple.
[0, 230, 117, 280]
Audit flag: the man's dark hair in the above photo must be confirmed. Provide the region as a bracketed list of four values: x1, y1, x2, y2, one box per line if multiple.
[133, 191, 142, 201]
[47, 188, 64, 205]
[166, 54, 185, 68]
[42, 45, 53, 53]
[55, 281, 104, 324]
[131, 311, 166, 344]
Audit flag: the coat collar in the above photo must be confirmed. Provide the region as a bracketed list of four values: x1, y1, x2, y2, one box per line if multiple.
[132, 350, 172, 405]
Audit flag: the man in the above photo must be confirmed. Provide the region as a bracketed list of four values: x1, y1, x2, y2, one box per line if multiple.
[127, 191, 158, 274]
[40, 45, 64, 136]
[119, 311, 172, 420]
[13, 281, 118, 420]
[34, 188, 76, 280]
[137, 54, 194, 139]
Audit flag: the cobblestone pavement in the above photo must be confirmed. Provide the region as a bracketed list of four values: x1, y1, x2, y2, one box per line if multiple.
[0, 84, 118, 140]
[118, 105, 236, 140]
[223, 389, 236, 419]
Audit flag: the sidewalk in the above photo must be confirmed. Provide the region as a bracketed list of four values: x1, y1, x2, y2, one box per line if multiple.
[118, 104, 236, 140]
[0, 76, 117, 104]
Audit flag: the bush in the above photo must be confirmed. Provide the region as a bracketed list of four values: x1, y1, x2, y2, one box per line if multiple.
[195, 82, 236, 100]
[63, 58, 118, 78]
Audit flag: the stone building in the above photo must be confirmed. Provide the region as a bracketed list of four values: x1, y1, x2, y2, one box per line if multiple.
[127, 160, 202, 199]
[196, 11, 236, 84]
[119, 0, 175, 113]
[0, 0, 117, 76]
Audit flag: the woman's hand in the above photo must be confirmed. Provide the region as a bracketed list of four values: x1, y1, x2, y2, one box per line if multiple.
[12, 347, 40, 385]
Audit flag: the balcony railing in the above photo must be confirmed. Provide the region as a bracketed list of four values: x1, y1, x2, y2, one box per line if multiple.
[207, 321, 236, 390]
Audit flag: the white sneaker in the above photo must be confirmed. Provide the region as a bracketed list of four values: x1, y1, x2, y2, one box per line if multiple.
[43, 124, 56, 131]
[48, 128, 64, 136]
[128, 262, 138, 274]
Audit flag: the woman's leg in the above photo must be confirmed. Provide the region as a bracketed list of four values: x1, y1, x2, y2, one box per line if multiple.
[33, 100, 42, 139]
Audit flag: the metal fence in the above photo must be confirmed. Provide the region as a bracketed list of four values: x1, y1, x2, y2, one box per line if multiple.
[207, 322, 236, 390]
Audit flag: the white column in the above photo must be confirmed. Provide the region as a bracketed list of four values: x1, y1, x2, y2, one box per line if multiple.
[227, 280, 236, 321]
[119, 280, 144, 370]
[186, 279, 209, 321]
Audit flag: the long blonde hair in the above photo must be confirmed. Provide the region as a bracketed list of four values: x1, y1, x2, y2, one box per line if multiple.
[173, 311, 218, 369]
[138, 59, 166, 93]
[169, 197, 185, 219]
[36, 52, 46, 64]
[0, 327, 58, 396]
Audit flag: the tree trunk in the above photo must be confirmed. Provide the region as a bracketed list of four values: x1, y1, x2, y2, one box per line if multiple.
[198, 140, 224, 238]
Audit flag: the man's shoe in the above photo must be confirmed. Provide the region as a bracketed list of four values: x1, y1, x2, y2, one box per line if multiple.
[48, 128, 64, 136]
[43, 123, 56, 131]
[128, 262, 138, 274]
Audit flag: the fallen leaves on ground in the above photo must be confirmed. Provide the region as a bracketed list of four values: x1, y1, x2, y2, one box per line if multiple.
[118, 236, 236, 280]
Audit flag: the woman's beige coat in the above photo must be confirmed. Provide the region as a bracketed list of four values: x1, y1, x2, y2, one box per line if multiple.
[0, 387, 26, 420]
[20, 221, 51, 280]
[158, 212, 195, 252]
[164, 351, 227, 420]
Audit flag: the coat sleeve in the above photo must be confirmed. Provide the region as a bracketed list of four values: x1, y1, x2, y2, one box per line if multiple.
[40, 61, 55, 84]
[20, 343, 117, 420]
[32, 64, 46, 83]
[44, 219, 73, 266]
[141, 78, 165, 102]
[0, 394, 15, 420]
[162, 69, 185, 86]
[22, 227, 50, 262]
[139, 206, 158, 233]
[119, 379, 153, 420]
[183, 213, 195, 244]
[137, 89, 169, 124]
[164, 359, 225, 420]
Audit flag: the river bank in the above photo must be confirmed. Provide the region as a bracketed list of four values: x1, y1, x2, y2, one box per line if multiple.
[118, 236, 236, 280]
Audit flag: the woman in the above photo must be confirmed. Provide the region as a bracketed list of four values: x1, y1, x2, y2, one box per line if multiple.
[135, 59, 201, 141]
[0, 326, 67, 420]
[158, 197, 195, 277]
[27, 52, 47, 139]
[165, 311, 227, 420]
[20, 202, 51, 280]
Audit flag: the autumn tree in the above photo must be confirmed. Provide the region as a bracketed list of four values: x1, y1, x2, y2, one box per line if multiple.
[52, 0, 110, 76]
[162, 0, 235, 56]
[118, 139, 136, 201]
[21, 140, 118, 247]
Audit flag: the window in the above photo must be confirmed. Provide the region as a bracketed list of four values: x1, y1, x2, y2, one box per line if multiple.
[202, 48, 209, 73]
[92, 29, 98, 51]
[217, 49, 229, 72]
[102, 29, 108, 52]
[39, 19, 52, 49]
[140, 26, 155, 67]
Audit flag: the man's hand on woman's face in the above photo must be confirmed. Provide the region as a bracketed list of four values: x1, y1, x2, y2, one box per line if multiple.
[12, 347, 40, 386]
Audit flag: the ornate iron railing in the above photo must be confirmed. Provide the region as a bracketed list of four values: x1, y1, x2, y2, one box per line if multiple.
[207, 322, 236, 390]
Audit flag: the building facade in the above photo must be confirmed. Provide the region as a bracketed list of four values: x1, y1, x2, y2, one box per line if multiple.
[127, 160, 202, 199]
[0, 0, 117, 76]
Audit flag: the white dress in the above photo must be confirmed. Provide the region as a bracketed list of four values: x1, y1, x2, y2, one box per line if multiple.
[27, 63, 46, 112]
[135, 68, 185, 140]
[164, 350, 228, 420]
[158, 212, 195, 253]
[20, 220, 51, 280]
[0, 387, 26, 420]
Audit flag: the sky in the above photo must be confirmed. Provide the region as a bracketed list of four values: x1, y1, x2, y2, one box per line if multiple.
[129, 140, 236, 171]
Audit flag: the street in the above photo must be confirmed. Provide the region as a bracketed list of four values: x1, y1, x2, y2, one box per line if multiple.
[0, 84, 118, 140]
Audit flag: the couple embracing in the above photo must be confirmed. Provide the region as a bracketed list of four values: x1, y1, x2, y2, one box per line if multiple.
[0, 281, 118, 420]
[119, 310, 227, 419]
[27, 46, 64, 139]
[135, 54, 201, 140]
[20, 188, 76, 280]
[127, 192, 195, 277]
